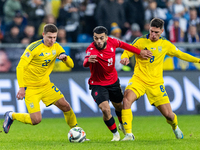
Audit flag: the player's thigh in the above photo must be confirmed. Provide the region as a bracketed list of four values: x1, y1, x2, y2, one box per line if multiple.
[146, 84, 170, 107]
[25, 87, 42, 114]
[125, 76, 146, 99]
[42, 82, 64, 106]
[90, 85, 109, 106]
[108, 79, 123, 104]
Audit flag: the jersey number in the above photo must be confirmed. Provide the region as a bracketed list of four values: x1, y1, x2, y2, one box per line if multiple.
[108, 58, 113, 66]
[150, 56, 155, 63]
[42, 60, 51, 66]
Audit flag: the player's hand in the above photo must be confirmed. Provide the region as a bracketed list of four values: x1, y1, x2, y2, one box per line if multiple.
[88, 55, 98, 63]
[120, 58, 130, 65]
[16, 87, 25, 100]
[57, 54, 67, 61]
[139, 50, 152, 59]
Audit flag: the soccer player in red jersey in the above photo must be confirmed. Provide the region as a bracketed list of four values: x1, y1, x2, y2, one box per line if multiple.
[83, 26, 152, 141]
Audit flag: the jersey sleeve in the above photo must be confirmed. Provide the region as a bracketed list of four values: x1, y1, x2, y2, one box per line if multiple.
[167, 43, 200, 63]
[16, 47, 35, 87]
[83, 47, 92, 67]
[121, 38, 141, 59]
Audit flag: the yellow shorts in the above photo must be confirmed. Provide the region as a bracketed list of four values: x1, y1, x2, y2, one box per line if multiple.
[125, 76, 170, 107]
[25, 82, 64, 113]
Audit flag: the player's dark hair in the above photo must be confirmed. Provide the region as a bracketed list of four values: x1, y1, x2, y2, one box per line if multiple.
[43, 24, 58, 34]
[150, 18, 164, 29]
[93, 26, 108, 35]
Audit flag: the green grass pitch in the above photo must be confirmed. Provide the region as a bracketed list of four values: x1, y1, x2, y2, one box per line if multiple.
[0, 115, 200, 150]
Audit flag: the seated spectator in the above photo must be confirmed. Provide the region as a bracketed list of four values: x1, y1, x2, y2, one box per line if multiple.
[185, 25, 200, 43]
[57, 0, 80, 42]
[20, 25, 38, 44]
[3, 26, 21, 43]
[5, 11, 27, 34]
[123, 0, 144, 34]
[145, 0, 168, 22]
[109, 22, 122, 40]
[168, 17, 185, 43]
[23, 0, 46, 34]
[168, 0, 189, 33]
[57, 26, 67, 44]
[0, 50, 12, 72]
[188, 8, 200, 34]
[123, 23, 142, 43]
[3, 0, 25, 25]
[184, 25, 200, 52]
[38, 14, 56, 38]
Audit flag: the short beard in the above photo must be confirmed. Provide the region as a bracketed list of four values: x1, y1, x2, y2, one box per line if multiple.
[94, 42, 107, 50]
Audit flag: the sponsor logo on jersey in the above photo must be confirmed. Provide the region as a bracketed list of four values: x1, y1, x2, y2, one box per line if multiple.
[45, 52, 51, 56]
[158, 46, 162, 52]
[39, 53, 44, 56]
[52, 50, 56, 55]
[25, 52, 30, 58]
[100, 54, 103, 57]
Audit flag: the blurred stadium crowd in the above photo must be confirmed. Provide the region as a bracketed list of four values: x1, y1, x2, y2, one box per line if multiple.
[0, 0, 200, 73]
[0, 0, 199, 45]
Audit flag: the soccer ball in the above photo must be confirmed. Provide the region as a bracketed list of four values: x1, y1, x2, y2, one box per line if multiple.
[68, 127, 86, 143]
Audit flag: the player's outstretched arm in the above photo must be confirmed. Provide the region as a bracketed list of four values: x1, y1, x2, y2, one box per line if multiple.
[58, 54, 74, 68]
[119, 41, 152, 59]
[139, 50, 152, 59]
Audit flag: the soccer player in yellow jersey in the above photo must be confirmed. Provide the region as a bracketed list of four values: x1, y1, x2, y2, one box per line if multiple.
[120, 18, 200, 141]
[3, 24, 78, 134]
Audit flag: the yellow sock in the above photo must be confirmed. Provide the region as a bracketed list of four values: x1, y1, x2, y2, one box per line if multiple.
[166, 113, 178, 130]
[63, 109, 77, 128]
[12, 113, 32, 125]
[122, 109, 133, 134]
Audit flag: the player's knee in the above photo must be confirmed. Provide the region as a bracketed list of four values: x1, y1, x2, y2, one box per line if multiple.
[101, 107, 111, 116]
[31, 117, 42, 125]
[123, 97, 132, 109]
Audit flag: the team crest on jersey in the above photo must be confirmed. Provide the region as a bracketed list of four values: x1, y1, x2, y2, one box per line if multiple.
[86, 52, 90, 56]
[52, 50, 56, 55]
[158, 46, 162, 52]
[25, 52, 30, 58]
[29, 102, 34, 109]
[111, 47, 114, 52]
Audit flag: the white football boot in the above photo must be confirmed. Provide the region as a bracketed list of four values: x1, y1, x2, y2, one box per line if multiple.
[111, 133, 120, 141]
[118, 123, 126, 135]
[121, 133, 135, 141]
[173, 126, 184, 139]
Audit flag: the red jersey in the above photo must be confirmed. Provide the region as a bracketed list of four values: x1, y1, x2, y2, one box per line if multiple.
[83, 37, 141, 86]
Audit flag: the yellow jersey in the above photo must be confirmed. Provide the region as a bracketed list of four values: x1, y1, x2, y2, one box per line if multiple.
[17, 39, 74, 87]
[121, 34, 200, 85]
